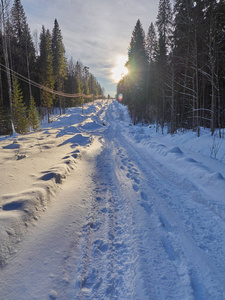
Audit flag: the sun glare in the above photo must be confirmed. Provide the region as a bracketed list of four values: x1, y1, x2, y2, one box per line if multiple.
[112, 55, 128, 83]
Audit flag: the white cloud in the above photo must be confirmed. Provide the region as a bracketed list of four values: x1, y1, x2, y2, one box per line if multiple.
[22, 0, 159, 96]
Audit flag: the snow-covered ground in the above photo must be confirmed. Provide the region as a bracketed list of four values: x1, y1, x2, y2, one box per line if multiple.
[0, 99, 225, 299]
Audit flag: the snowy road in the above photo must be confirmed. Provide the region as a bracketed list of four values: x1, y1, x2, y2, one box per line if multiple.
[1, 100, 225, 299]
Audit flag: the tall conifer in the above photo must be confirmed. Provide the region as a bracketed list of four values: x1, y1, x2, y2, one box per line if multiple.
[10, 0, 36, 105]
[28, 96, 39, 131]
[155, 0, 173, 133]
[126, 19, 148, 123]
[39, 26, 55, 123]
[12, 76, 28, 134]
[52, 19, 67, 114]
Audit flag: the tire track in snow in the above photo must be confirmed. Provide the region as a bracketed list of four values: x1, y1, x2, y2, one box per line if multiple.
[112, 138, 191, 299]
[119, 138, 225, 299]
[107, 101, 225, 299]
[73, 101, 225, 299]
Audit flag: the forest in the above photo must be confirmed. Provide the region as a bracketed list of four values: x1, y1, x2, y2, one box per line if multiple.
[0, 0, 104, 135]
[117, 0, 225, 137]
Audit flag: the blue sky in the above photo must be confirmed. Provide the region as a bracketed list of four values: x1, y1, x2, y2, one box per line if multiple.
[22, 0, 159, 96]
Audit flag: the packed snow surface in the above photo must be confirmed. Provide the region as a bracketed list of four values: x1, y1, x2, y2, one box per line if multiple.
[0, 99, 225, 299]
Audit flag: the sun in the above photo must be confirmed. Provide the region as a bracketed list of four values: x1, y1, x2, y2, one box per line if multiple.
[112, 55, 128, 83]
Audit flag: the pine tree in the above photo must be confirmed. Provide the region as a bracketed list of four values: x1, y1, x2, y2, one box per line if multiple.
[39, 26, 55, 123]
[28, 96, 39, 131]
[52, 19, 67, 114]
[12, 77, 28, 134]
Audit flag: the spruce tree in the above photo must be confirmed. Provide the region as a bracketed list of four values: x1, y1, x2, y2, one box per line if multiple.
[52, 19, 67, 114]
[28, 96, 39, 131]
[155, 0, 173, 133]
[156, 0, 173, 52]
[75, 61, 84, 109]
[39, 26, 55, 123]
[126, 19, 148, 123]
[12, 77, 28, 134]
[88, 74, 96, 99]
[10, 0, 36, 105]
[1, 0, 13, 123]
[146, 22, 158, 63]
[146, 22, 158, 122]
[83, 66, 90, 98]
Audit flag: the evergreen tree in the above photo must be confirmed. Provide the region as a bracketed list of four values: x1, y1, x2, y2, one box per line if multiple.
[156, 0, 173, 52]
[173, 0, 193, 129]
[146, 22, 158, 122]
[65, 59, 103, 106]
[155, 0, 173, 133]
[88, 74, 95, 98]
[10, 0, 36, 105]
[65, 56, 76, 106]
[52, 19, 67, 114]
[75, 61, 84, 108]
[146, 22, 158, 63]
[39, 26, 55, 123]
[116, 0, 224, 136]
[0, 0, 13, 123]
[12, 76, 28, 134]
[83, 66, 90, 98]
[28, 96, 39, 131]
[126, 19, 148, 123]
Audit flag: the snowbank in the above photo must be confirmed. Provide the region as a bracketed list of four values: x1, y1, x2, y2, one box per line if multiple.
[0, 100, 107, 266]
[115, 101, 225, 218]
[0, 99, 224, 268]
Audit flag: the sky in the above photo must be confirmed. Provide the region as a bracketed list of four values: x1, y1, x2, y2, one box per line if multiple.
[21, 0, 159, 97]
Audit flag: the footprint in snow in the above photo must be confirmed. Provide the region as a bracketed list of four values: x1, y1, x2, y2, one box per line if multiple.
[133, 184, 139, 192]
[81, 269, 98, 289]
[94, 239, 109, 253]
[141, 191, 148, 201]
[49, 290, 57, 300]
[141, 202, 152, 214]
[89, 221, 100, 231]
[133, 177, 140, 184]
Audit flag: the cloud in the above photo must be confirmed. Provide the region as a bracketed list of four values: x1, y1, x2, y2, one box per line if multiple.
[22, 0, 159, 96]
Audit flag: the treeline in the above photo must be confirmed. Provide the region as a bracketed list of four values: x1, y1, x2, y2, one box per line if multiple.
[117, 0, 225, 136]
[0, 0, 104, 135]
